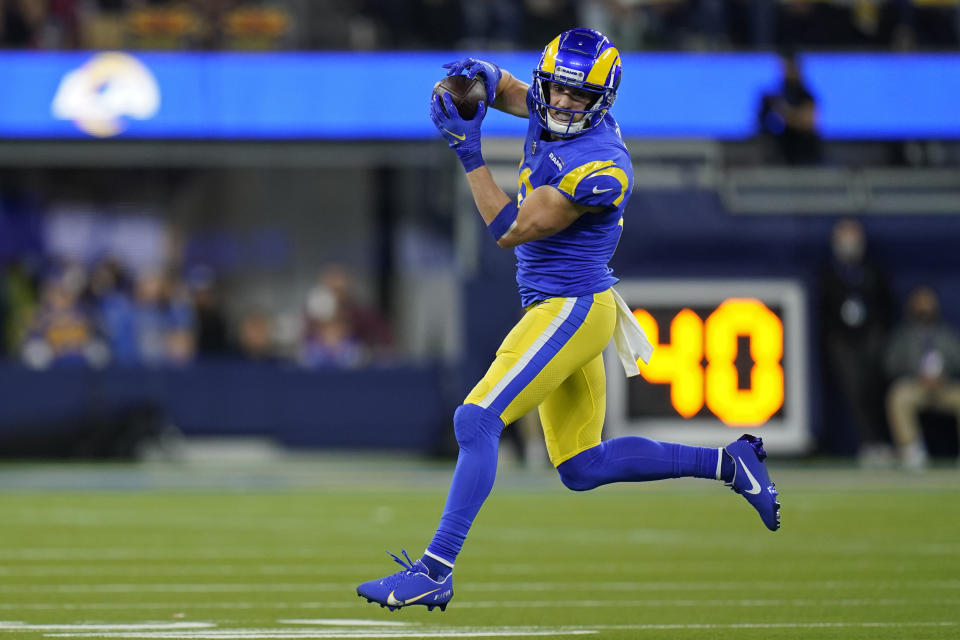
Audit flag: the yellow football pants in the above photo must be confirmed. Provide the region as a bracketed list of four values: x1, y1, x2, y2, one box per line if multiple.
[464, 289, 617, 466]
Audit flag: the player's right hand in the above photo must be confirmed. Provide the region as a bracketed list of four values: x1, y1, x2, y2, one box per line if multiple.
[429, 91, 486, 172]
[443, 58, 502, 105]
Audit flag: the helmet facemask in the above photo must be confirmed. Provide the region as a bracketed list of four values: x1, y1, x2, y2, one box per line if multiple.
[531, 28, 621, 138]
[533, 74, 611, 137]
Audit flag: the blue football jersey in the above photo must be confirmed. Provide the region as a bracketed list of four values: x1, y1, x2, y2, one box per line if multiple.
[514, 90, 633, 307]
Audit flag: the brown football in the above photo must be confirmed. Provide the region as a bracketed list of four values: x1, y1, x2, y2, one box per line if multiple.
[433, 74, 487, 120]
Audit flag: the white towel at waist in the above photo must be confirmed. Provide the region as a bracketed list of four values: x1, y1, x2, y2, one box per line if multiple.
[611, 287, 654, 377]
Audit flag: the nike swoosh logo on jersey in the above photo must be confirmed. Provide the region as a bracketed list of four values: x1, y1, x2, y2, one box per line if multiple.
[738, 456, 762, 495]
[442, 128, 466, 141]
[593, 186, 612, 194]
[387, 588, 439, 606]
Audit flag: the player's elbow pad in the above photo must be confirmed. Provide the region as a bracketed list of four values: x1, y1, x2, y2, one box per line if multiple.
[487, 202, 518, 242]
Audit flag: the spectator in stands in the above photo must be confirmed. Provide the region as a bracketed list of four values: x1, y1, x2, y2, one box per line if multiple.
[318, 264, 393, 354]
[86, 258, 138, 366]
[237, 309, 277, 362]
[776, 0, 863, 48]
[818, 218, 894, 464]
[21, 266, 108, 369]
[0, 0, 44, 47]
[886, 0, 960, 51]
[0, 0, 79, 48]
[132, 269, 195, 366]
[83, 0, 128, 49]
[884, 286, 960, 470]
[300, 270, 365, 368]
[187, 265, 231, 356]
[458, 0, 522, 49]
[0, 259, 37, 359]
[299, 265, 392, 368]
[757, 49, 822, 165]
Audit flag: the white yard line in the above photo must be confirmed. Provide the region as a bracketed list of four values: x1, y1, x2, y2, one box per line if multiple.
[585, 621, 958, 631]
[2, 579, 959, 594]
[44, 630, 594, 639]
[38, 621, 960, 639]
[2, 597, 960, 612]
[0, 623, 213, 631]
[276, 622, 412, 628]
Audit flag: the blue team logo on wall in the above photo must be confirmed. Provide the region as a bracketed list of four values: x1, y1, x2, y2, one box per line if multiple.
[51, 52, 161, 138]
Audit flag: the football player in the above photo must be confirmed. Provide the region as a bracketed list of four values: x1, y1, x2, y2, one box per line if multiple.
[357, 28, 780, 612]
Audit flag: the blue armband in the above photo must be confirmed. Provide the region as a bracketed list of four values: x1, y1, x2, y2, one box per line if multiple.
[487, 202, 518, 241]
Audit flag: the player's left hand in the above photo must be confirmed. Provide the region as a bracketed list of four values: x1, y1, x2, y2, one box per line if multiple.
[443, 57, 502, 105]
[430, 92, 486, 171]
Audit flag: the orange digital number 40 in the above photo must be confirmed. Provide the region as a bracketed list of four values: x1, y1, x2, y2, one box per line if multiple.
[632, 299, 784, 427]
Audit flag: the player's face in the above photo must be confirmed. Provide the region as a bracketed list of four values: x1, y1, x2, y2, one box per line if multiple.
[548, 82, 594, 123]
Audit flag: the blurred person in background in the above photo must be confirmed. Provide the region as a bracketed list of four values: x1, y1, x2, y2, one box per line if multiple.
[458, 0, 522, 49]
[299, 265, 385, 368]
[884, 286, 960, 470]
[0, 0, 45, 47]
[887, 0, 960, 50]
[86, 258, 138, 366]
[1, 259, 38, 359]
[21, 266, 108, 369]
[83, 0, 128, 49]
[0, 0, 78, 48]
[308, 264, 393, 358]
[132, 269, 195, 367]
[776, 0, 863, 48]
[757, 49, 822, 165]
[187, 265, 231, 356]
[818, 218, 894, 465]
[237, 309, 278, 362]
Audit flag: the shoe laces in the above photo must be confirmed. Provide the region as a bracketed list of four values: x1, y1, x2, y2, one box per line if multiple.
[376, 549, 428, 589]
[387, 549, 418, 573]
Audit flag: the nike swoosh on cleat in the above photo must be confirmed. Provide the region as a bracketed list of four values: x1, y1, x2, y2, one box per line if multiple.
[592, 186, 612, 194]
[386, 588, 440, 607]
[403, 588, 441, 604]
[737, 456, 762, 495]
[442, 128, 466, 141]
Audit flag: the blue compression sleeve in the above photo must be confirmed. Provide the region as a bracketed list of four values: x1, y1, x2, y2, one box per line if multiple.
[557, 437, 724, 491]
[426, 404, 504, 566]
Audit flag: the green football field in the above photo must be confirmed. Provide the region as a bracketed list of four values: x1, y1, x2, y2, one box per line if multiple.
[0, 457, 958, 640]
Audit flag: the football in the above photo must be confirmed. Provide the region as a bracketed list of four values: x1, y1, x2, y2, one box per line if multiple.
[433, 74, 486, 120]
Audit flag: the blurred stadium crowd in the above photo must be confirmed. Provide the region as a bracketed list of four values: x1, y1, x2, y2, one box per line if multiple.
[0, 0, 957, 52]
[0, 1, 958, 464]
[0, 248, 393, 370]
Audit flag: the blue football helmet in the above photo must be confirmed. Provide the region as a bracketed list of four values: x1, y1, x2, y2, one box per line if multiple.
[531, 28, 622, 137]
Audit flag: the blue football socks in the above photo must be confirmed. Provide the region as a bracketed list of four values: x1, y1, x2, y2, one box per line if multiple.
[425, 404, 504, 576]
[557, 437, 730, 490]
[420, 552, 453, 582]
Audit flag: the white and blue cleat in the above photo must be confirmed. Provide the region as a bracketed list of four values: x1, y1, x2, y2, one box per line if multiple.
[725, 434, 781, 531]
[357, 550, 453, 612]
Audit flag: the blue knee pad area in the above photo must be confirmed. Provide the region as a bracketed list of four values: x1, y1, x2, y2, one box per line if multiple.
[557, 445, 606, 491]
[453, 403, 505, 451]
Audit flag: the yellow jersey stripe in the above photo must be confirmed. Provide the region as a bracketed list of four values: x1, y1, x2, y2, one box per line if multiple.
[540, 35, 561, 74]
[476, 297, 579, 411]
[585, 48, 620, 87]
[557, 160, 615, 198]
[585, 166, 630, 206]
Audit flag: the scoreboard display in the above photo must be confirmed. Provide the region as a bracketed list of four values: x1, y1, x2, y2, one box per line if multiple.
[606, 280, 810, 454]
